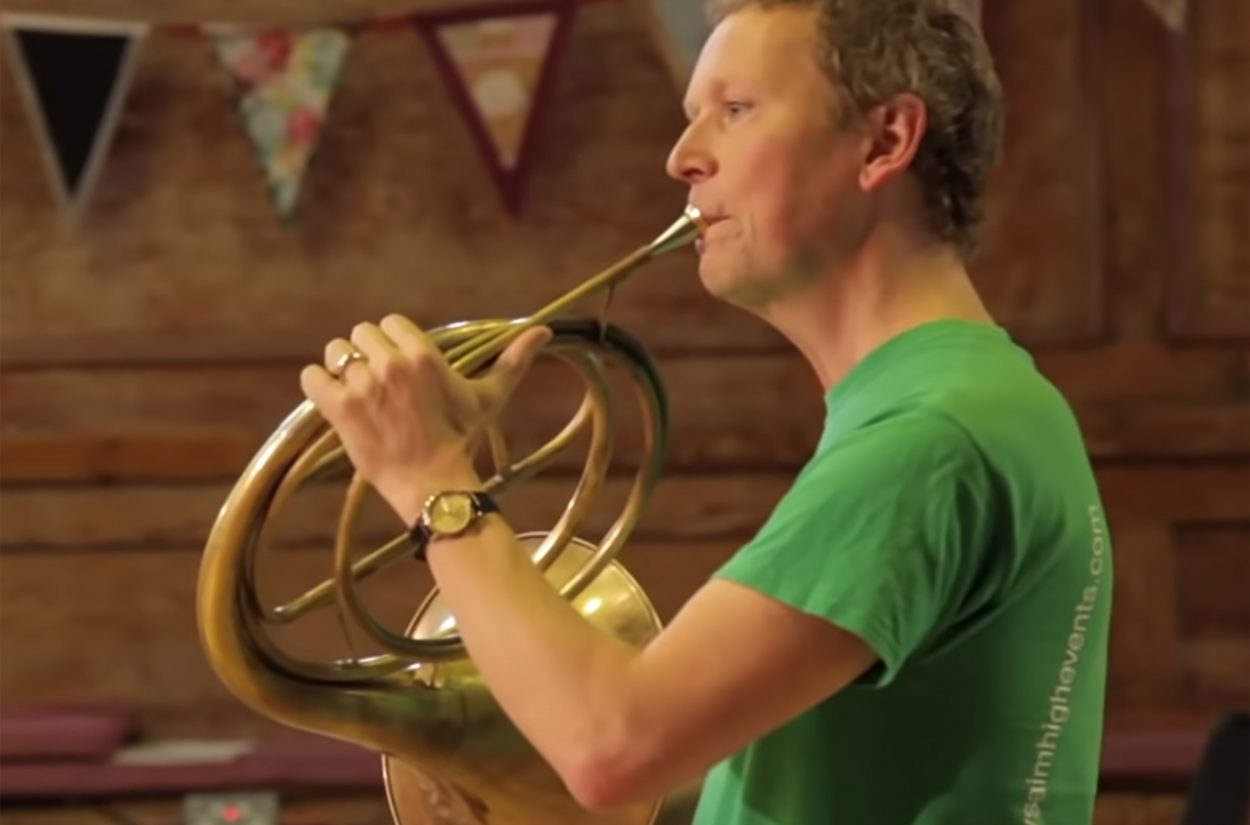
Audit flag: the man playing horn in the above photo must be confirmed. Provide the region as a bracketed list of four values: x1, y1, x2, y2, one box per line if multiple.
[302, 2, 1113, 823]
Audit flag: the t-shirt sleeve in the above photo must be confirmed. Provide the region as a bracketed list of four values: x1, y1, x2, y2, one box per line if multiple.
[714, 412, 997, 686]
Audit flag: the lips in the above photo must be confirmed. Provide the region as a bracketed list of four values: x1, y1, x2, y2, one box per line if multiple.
[693, 212, 728, 255]
[695, 211, 727, 235]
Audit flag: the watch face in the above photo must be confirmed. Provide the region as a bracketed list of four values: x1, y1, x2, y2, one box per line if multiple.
[427, 491, 475, 536]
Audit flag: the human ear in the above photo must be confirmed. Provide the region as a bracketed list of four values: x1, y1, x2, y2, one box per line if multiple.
[859, 93, 927, 192]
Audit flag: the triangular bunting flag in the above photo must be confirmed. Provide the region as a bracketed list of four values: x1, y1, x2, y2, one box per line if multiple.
[212, 27, 351, 219]
[1, 14, 145, 224]
[1140, 0, 1188, 31]
[416, 4, 574, 214]
[631, 0, 710, 90]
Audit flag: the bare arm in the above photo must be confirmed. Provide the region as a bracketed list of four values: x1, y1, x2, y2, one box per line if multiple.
[417, 498, 877, 809]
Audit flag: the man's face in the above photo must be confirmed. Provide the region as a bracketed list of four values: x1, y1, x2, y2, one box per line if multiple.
[666, 5, 868, 309]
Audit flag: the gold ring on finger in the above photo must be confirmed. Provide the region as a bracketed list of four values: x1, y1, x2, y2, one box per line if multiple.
[331, 349, 367, 378]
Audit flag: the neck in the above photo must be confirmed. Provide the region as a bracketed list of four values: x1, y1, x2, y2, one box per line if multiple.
[757, 224, 995, 393]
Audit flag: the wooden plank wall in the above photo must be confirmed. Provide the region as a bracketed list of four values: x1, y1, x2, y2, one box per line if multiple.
[0, 0, 1246, 821]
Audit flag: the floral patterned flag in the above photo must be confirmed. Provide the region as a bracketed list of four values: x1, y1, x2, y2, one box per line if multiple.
[1, 14, 146, 224]
[212, 27, 350, 218]
[416, 5, 573, 213]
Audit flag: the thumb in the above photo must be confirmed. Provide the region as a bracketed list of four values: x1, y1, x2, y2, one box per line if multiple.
[480, 325, 552, 406]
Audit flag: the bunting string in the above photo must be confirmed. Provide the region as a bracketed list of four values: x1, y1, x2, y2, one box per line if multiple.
[0, 2, 593, 224]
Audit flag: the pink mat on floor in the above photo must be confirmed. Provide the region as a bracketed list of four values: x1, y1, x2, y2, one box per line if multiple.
[0, 704, 382, 800]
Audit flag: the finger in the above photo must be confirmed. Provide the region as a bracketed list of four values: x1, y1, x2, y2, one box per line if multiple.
[349, 322, 401, 376]
[324, 336, 371, 388]
[300, 363, 346, 412]
[324, 337, 354, 372]
[379, 314, 460, 394]
[379, 314, 441, 362]
[480, 325, 552, 405]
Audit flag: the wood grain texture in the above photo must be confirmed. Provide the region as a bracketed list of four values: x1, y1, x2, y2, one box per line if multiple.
[2, 466, 1246, 550]
[1176, 525, 1250, 639]
[1163, 0, 1250, 340]
[0, 542, 735, 715]
[973, 0, 1106, 342]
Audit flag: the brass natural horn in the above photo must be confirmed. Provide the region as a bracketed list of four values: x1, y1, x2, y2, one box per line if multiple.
[197, 206, 707, 825]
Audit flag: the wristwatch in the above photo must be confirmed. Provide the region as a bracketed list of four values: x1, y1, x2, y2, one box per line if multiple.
[409, 490, 500, 561]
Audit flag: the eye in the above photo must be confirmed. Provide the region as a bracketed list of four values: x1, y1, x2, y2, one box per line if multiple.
[724, 100, 753, 120]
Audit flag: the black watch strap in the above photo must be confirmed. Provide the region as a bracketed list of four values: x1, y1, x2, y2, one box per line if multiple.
[410, 491, 500, 562]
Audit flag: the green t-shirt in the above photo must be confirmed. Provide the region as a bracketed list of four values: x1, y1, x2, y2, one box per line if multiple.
[692, 320, 1112, 825]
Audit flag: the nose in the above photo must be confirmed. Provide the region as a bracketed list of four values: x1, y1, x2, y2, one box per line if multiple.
[665, 122, 717, 184]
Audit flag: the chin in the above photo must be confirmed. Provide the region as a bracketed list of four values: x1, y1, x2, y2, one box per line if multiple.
[696, 255, 739, 300]
[697, 266, 761, 312]
[698, 253, 780, 311]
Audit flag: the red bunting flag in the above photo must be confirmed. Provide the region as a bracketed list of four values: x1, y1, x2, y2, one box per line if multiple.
[415, 3, 574, 213]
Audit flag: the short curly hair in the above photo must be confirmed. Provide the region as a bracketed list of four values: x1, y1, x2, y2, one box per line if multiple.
[706, 0, 1004, 258]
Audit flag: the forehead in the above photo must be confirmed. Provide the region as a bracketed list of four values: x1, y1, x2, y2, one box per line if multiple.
[684, 5, 824, 109]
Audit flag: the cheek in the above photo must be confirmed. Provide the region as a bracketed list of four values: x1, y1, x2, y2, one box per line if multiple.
[767, 143, 859, 255]
[737, 138, 809, 244]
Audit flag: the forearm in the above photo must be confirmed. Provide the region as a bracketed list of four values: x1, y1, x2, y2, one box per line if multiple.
[418, 502, 643, 789]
